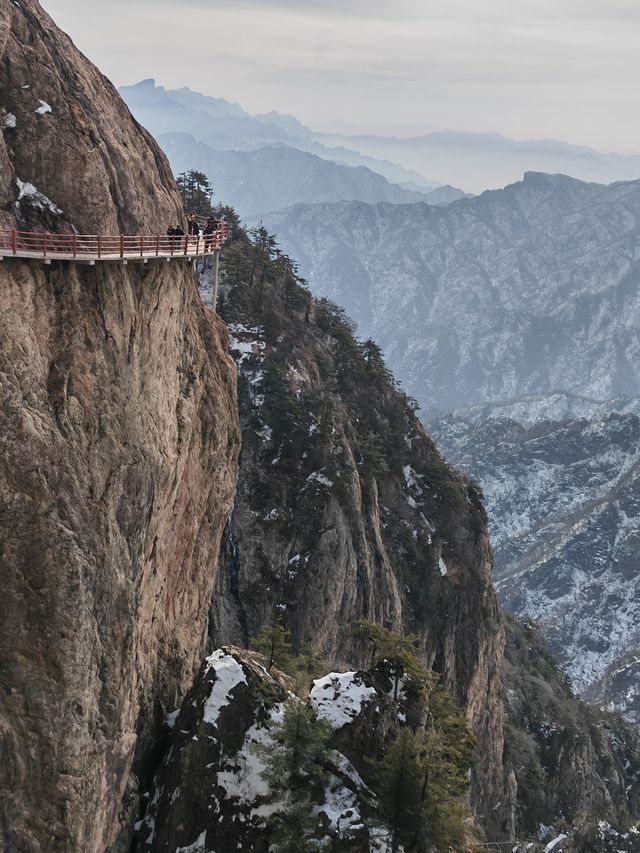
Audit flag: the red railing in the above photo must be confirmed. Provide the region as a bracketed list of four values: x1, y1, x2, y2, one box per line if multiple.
[0, 222, 230, 260]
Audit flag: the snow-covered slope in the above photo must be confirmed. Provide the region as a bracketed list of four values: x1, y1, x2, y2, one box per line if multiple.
[432, 409, 640, 724]
[262, 172, 640, 415]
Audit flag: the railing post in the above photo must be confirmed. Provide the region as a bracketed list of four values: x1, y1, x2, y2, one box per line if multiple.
[140, 235, 143, 257]
[120, 235, 124, 258]
[156, 235, 160, 256]
[72, 233, 77, 258]
[43, 232, 47, 258]
[183, 235, 188, 256]
[98, 235, 102, 258]
[11, 229, 16, 255]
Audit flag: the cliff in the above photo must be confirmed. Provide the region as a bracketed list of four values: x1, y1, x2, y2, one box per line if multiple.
[205, 232, 510, 835]
[0, 2, 240, 850]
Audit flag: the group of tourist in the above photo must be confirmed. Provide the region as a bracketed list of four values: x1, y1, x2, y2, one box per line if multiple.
[166, 213, 222, 251]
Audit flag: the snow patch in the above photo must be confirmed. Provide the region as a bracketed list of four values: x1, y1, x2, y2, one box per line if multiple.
[166, 709, 180, 730]
[311, 672, 376, 729]
[35, 99, 52, 115]
[3, 113, 16, 129]
[202, 650, 248, 727]
[15, 178, 62, 214]
[439, 556, 448, 576]
[543, 835, 568, 853]
[305, 471, 333, 488]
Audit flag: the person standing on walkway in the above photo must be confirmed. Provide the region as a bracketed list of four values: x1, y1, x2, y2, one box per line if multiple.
[188, 214, 199, 237]
[204, 218, 215, 252]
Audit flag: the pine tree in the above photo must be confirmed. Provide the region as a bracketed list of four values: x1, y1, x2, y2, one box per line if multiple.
[176, 169, 215, 216]
[257, 699, 333, 851]
[352, 620, 429, 698]
[373, 727, 424, 853]
[250, 623, 292, 672]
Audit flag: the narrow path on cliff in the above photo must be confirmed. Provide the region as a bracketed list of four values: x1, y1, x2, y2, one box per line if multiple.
[0, 222, 230, 264]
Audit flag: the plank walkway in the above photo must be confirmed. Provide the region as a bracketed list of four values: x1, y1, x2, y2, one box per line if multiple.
[0, 223, 230, 264]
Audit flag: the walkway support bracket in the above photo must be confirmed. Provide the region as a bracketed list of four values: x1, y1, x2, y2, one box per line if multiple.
[212, 250, 220, 311]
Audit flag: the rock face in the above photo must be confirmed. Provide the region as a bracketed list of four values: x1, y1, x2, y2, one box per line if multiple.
[204, 245, 509, 836]
[260, 172, 640, 415]
[431, 409, 640, 724]
[0, 3, 240, 850]
[0, 2, 181, 234]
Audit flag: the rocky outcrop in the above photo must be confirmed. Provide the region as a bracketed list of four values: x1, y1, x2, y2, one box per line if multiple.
[136, 647, 394, 852]
[0, 3, 240, 850]
[136, 646, 469, 852]
[0, 1, 181, 233]
[204, 241, 510, 836]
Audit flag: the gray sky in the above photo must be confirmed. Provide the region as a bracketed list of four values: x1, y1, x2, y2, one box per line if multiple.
[42, 0, 640, 152]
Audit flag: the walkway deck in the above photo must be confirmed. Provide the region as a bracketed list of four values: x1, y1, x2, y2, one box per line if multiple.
[0, 224, 230, 264]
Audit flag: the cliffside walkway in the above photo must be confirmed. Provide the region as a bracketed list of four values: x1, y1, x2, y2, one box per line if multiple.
[0, 223, 230, 264]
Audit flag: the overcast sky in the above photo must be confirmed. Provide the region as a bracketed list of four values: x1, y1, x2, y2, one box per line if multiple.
[42, 0, 640, 152]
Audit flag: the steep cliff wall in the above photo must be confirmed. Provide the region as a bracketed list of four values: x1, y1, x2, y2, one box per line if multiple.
[205, 236, 510, 836]
[0, 3, 240, 850]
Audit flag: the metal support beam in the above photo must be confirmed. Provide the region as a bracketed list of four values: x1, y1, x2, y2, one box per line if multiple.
[212, 250, 220, 311]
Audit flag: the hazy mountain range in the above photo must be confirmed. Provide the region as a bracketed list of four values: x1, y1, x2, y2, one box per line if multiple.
[318, 130, 640, 194]
[158, 131, 465, 220]
[120, 80, 640, 199]
[262, 171, 640, 415]
[119, 79, 460, 217]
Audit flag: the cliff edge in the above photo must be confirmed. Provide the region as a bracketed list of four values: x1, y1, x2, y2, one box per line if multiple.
[0, 2, 240, 850]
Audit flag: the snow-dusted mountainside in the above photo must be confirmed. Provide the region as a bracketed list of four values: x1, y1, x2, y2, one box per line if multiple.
[262, 172, 640, 415]
[157, 132, 458, 219]
[431, 408, 640, 724]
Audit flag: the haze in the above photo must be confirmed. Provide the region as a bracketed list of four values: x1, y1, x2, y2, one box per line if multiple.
[42, 0, 640, 153]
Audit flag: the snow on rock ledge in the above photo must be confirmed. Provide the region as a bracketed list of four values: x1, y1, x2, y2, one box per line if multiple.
[202, 649, 248, 727]
[311, 671, 377, 728]
[135, 647, 391, 852]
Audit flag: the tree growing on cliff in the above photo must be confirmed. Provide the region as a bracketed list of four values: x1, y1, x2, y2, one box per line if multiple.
[371, 718, 475, 852]
[258, 699, 333, 851]
[176, 169, 215, 216]
[250, 623, 293, 672]
[353, 619, 429, 699]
